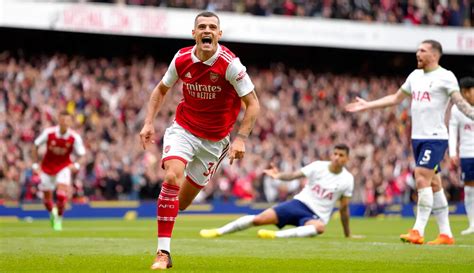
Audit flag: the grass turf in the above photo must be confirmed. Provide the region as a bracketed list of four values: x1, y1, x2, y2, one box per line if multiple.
[1, 215, 473, 272]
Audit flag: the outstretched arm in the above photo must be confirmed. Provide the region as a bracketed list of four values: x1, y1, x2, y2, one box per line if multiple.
[339, 196, 351, 238]
[228, 91, 260, 165]
[451, 91, 474, 120]
[263, 164, 305, 181]
[345, 89, 409, 112]
[139, 81, 171, 150]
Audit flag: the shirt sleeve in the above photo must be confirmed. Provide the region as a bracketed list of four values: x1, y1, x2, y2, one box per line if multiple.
[301, 161, 320, 178]
[73, 135, 86, 156]
[343, 174, 354, 198]
[225, 58, 255, 97]
[34, 129, 49, 146]
[400, 71, 414, 95]
[445, 71, 460, 96]
[448, 106, 460, 157]
[161, 52, 180, 88]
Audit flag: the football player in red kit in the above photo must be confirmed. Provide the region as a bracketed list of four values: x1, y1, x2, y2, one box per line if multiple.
[139, 11, 260, 270]
[32, 111, 86, 231]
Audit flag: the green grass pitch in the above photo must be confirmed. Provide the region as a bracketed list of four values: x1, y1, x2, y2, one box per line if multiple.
[1, 215, 473, 272]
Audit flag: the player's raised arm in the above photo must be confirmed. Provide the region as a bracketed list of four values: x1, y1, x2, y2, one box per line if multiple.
[345, 89, 409, 112]
[228, 90, 260, 165]
[263, 164, 306, 181]
[450, 91, 474, 120]
[139, 81, 171, 150]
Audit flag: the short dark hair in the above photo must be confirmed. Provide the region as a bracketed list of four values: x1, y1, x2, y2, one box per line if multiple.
[422, 39, 443, 55]
[460, 77, 474, 90]
[194, 11, 220, 26]
[59, 110, 71, 116]
[334, 144, 350, 155]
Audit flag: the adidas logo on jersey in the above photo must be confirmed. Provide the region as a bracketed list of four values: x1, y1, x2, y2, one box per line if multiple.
[185, 72, 192, 78]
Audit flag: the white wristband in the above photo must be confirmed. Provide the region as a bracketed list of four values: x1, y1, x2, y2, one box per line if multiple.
[32, 163, 39, 171]
[73, 163, 80, 170]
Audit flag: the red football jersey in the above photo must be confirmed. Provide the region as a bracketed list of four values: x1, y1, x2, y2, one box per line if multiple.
[166, 45, 254, 141]
[34, 126, 86, 175]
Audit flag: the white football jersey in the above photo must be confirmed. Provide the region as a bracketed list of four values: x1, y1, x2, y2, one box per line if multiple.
[449, 105, 474, 158]
[401, 67, 459, 140]
[294, 161, 354, 225]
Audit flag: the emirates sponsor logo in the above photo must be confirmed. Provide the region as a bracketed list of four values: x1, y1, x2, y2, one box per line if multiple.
[184, 82, 222, 92]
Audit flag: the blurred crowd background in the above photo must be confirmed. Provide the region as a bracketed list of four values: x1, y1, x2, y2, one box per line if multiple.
[84, 0, 473, 27]
[0, 0, 471, 216]
[0, 48, 466, 216]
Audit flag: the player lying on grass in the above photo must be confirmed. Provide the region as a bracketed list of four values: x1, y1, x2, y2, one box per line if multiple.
[201, 144, 362, 239]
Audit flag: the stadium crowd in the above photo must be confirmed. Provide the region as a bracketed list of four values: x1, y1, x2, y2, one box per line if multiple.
[0, 52, 465, 214]
[88, 0, 472, 27]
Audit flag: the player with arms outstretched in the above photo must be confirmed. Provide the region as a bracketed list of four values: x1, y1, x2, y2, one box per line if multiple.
[200, 144, 357, 239]
[139, 11, 260, 270]
[449, 77, 474, 235]
[346, 40, 474, 245]
[32, 111, 86, 231]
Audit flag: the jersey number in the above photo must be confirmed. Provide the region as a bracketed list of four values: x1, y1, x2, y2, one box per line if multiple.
[420, 150, 431, 165]
[203, 162, 215, 177]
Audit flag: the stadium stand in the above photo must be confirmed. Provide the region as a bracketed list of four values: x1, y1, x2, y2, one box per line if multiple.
[87, 0, 473, 27]
[0, 1, 472, 217]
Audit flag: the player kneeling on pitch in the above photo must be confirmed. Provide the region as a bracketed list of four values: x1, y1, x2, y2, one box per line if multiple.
[201, 144, 361, 239]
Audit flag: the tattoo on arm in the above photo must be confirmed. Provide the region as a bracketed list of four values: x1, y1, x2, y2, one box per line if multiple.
[452, 93, 474, 120]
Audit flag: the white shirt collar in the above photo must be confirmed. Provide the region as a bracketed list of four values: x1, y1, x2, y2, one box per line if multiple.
[191, 44, 221, 66]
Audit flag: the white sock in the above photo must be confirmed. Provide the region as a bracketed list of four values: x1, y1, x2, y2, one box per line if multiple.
[432, 190, 453, 237]
[217, 215, 255, 235]
[275, 225, 318, 238]
[413, 187, 433, 236]
[465, 186, 474, 228]
[157, 237, 171, 253]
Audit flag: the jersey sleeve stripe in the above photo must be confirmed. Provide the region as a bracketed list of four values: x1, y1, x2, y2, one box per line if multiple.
[219, 52, 233, 63]
[220, 50, 234, 60]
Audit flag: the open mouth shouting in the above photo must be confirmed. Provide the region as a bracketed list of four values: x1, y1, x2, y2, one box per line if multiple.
[200, 36, 214, 50]
[202, 36, 212, 45]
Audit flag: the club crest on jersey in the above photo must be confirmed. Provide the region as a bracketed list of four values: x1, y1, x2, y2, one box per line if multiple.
[210, 72, 219, 82]
[164, 145, 171, 153]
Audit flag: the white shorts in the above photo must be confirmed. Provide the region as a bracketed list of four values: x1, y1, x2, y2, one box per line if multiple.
[162, 122, 230, 188]
[39, 167, 72, 191]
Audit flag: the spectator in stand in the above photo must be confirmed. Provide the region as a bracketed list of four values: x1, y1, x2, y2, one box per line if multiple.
[87, 0, 472, 27]
[0, 50, 465, 211]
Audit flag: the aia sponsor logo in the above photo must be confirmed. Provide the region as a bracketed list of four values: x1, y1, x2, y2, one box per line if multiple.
[210, 72, 219, 82]
[311, 184, 334, 200]
[164, 145, 171, 153]
[412, 91, 431, 102]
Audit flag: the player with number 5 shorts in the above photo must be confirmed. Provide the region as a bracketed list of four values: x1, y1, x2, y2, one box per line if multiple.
[345, 40, 474, 245]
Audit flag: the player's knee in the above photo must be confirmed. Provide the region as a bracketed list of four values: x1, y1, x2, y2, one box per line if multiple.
[164, 172, 180, 185]
[431, 183, 442, 192]
[314, 224, 325, 234]
[252, 215, 266, 226]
